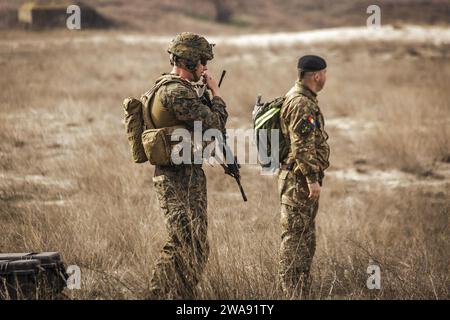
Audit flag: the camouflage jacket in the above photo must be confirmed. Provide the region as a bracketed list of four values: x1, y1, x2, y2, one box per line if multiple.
[157, 73, 228, 133]
[280, 81, 330, 184]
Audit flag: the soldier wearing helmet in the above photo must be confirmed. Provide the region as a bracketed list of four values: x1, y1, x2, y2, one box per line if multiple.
[167, 32, 215, 82]
[147, 32, 228, 299]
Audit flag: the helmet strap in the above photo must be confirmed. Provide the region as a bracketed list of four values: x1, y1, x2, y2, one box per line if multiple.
[171, 54, 200, 81]
[172, 54, 197, 73]
[185, 60, 197, 73]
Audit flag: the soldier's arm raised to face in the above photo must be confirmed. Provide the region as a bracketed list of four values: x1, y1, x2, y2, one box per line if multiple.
[289, 100, 322, 184]
[161, 82, 228, 131]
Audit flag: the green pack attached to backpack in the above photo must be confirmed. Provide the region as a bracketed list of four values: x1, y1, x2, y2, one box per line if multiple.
[252, 95, 289, 172]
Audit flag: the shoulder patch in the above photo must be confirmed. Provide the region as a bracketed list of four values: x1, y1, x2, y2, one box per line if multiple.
[296, 114, 316, 137]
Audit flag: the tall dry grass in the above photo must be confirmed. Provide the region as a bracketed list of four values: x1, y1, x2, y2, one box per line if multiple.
[0, 34, 449, 299]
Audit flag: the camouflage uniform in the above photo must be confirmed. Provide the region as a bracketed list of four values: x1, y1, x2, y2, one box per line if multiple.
[149, 75, 228, 299]
[278, 80, 330, 298]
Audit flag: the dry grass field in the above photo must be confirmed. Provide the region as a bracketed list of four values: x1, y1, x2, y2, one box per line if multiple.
[0, 1, 449, 300]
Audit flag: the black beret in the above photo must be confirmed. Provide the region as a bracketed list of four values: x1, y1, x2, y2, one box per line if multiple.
[297, 55, 327, 72]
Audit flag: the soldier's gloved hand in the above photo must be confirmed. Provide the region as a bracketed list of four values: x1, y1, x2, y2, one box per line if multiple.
[202, 71, 220, 97]
[307, 182, 321, 200]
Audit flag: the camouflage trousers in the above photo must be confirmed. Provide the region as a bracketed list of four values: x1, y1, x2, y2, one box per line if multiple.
[278, 169, 319, 299]
[149, 164, 209, 299]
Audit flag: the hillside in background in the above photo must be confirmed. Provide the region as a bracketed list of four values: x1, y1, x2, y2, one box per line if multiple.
[1, 0, 449, 32]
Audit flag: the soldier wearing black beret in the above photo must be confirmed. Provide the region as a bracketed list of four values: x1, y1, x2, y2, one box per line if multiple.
[297, 55, 327, 71]
[278, 54, 330, 298]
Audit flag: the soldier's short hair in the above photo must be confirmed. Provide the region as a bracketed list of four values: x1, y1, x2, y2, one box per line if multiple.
[299, 69, 306, 80]
[298, 70, 317, 80]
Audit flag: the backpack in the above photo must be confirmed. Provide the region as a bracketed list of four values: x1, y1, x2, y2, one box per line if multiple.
[123, 76, 186, 165]
[123, 97, 147, 163]
[252, 95, 290, 171]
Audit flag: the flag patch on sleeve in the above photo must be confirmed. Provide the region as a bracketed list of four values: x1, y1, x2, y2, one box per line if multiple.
[297, 115, 316, 137]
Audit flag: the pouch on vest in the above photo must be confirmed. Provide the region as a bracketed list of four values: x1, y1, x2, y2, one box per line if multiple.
[141, 125, 186, 166]
[140, 76, 188, 166]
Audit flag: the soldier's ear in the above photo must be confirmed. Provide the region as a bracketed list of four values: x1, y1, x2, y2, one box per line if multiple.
[313, 72, 319, 82]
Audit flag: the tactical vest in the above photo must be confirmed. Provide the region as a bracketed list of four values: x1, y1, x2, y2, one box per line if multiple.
[141, 74, 188, 130]
[123, 74, 191, 165]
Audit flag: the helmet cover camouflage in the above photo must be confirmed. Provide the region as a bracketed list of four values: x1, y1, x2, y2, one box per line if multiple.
[167, 32, 214, 63]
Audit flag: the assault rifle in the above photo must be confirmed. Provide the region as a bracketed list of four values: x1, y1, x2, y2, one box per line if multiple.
[200, 70, 247, 202]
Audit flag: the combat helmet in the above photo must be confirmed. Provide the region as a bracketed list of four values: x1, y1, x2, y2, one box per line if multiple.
[167, 32, 214, 69]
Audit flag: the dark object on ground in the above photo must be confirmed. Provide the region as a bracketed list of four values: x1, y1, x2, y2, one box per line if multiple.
[17, 1, 113, 30]
[0, 252, 68, 300]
